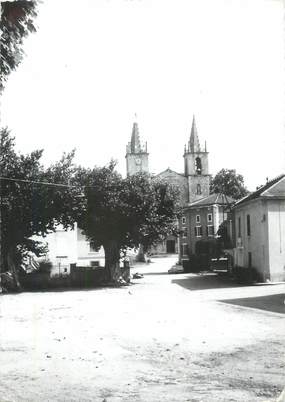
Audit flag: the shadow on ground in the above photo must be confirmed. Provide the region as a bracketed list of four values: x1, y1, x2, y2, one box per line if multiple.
[172, 273, 242, 290]
[139, 272, 169, 276]
[220, 293, 285, 314]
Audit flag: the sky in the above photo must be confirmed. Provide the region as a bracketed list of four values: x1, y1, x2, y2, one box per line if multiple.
[1, 0, 285, 191]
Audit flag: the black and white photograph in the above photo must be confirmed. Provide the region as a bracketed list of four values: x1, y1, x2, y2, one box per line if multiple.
[0, 0, 285, 400]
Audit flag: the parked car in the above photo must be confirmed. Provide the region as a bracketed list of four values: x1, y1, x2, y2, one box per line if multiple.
[168, 265, 184, 274]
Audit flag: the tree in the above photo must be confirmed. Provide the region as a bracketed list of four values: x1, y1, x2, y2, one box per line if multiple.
[210, 169, 248, 200]
[0, 128, 81, 284]
[1, 1, 38, 91]
[76, 165, 180, 282]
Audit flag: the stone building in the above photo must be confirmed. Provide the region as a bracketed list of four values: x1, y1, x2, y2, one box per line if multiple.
[126, 121, 149, 176]
[125, 115, 211, 254]
[180, 193, 235, 259]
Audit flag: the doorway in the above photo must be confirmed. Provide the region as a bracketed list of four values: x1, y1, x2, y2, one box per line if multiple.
[166, 240, 176, 253]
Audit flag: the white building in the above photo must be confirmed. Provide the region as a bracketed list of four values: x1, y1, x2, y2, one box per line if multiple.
[232, 174, 285, 282]
[33, 224, 105, 276]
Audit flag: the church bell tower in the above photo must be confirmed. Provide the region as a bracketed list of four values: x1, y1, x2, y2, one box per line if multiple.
[184, 116, 210, 203]
[126, 118, 149, 176]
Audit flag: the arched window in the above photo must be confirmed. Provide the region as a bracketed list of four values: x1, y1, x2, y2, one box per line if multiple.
[197, 184, 201, 195]
[195, 157, 202, 175]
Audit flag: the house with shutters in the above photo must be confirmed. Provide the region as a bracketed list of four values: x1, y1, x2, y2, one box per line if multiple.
[231, 174, 285, 282]
[180, 193, 235, 258]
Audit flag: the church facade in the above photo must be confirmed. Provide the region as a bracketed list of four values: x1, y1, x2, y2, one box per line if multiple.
[125, 116, 211, 255]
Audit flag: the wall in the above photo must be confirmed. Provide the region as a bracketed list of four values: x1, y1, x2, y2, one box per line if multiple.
[32, 224, 78, 276]
[183, 205, 218, 255]
[267, 199, 285, 281]
[187, 175, 210, 204]
[33, 225, 105, 274]
[126, 152, 149, 176]
[77, 228, 105, 267]
[184, 152, 209, 176]
[156, 169, 188, 205]
[233, 199, 269, 281]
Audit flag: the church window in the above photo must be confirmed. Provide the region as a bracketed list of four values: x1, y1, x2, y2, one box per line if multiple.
[196, 215, 200, 223]
[207, 213, 212, 222]
[197, 184, 201, 195]
[182, 216, 186, 225]
[195, 157, 202, 175]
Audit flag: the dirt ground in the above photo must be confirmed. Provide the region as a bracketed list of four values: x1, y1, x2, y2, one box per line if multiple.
[0, 256, 284, 402]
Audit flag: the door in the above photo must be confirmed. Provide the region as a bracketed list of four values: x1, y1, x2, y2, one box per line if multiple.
[166, 240, 175, 253]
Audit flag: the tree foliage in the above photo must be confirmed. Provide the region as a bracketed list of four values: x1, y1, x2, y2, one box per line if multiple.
[210, 168, 248, 200]
[76, 164, 180, 281]
[0, 128, 81, 272]
[0, 0, 38, 91]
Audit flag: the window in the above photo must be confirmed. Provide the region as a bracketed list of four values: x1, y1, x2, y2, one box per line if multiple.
[182, 227, 187, 238]
[89, 242, 97, 252]
[207, 225, 214, 236]
[238, 216, 241, 238]
[182, 243, 188, 256]
[182, 216, 186, 225]
[207, 213, 212, 223]
[248, 252, 252, 268]
[246, 214, 251, 236]
[196, 184, 201, 194]
[195, 157, 202, 175]
[90, 261, 100, 267]
[194, 226, 202, 237]
[196, 215, 200, 223]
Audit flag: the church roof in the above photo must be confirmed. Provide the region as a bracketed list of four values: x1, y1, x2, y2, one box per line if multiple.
[130, 121, 141, 153]
[186, 193, 235, 208]
[189, 115, 200, 152]
[184, 115, 207, 154]
[126, 119, 147, 154]
[233, 174, 285, 207]
[156, 168, 185, 177]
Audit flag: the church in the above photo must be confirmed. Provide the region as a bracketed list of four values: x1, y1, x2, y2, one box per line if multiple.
[125, 115, 211, 254]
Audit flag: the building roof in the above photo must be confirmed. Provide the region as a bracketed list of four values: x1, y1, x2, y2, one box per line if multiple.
[156, 168, 185, 178]
[184, 115, 207, 154]
[189, 115, 200, 153]
[233, 174, 285, 207]
[186, 193, 235, 209]
[126, 119, 147, 154]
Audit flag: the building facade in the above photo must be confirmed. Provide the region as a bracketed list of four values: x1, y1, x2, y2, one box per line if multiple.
[33, 224, 105, 276]
[126, 121, 149, 176]
[180, 193, 234, 259]
[126, 115, 210, 255]
[232, 175, 285, 282]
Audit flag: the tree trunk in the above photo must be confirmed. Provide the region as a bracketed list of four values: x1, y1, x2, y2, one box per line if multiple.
[103, 241, 121, 283]
[7, 249, 21, 291]
[136, 244, 146, 262]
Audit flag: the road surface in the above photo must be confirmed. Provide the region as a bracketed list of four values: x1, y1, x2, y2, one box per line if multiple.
[0, 256, 284, 401]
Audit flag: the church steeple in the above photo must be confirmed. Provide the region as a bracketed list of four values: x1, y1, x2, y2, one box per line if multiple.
[189, 115, 200, 152]
[126, 117, 149, 176]
[130, 121, 142, 153]
[183, 115, 210, 203]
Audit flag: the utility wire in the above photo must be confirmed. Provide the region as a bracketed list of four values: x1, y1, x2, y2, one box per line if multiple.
[0, 176, 77, 188]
